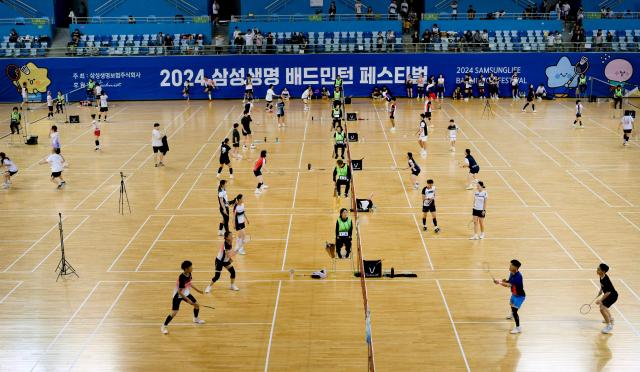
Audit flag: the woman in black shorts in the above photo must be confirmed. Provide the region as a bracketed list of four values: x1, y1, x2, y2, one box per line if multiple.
[596, 263, 618, 334]
[232, 194, 249, 255]
[205, 232, 240, 293]
[161, 260, 205, 334]
[407, 152, 421, 190]
[217, 180, 230, 236]
[231, 123, 241, 159]
[405, 74, 413, 98]
[217, 138, 233, 179]
[253, 150, 268, 194]
[470, 181, 487, 240]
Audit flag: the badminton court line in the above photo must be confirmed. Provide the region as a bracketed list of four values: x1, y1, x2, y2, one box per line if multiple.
[529, 141, 562, 167]
[154, 173, 185, 210]
[73, 173, 116, 210]
[94, 172, 138, 210]
[549, 211, 605, 263]
[546, 141, 582, 168]
[495, 171, 527, 207]
[202, 105, 239, 169]
[583, 170, 634, 207]
[619, 279, 640, 303]
[107, 215, 153, 272]
[263, 280, 282, 372]
[617, 212, 640, 232]
[280, 215, 294, 271]
[31, 215, 91, 273]
[492, 103, 542, 138]
[67, 282, 130, 371]
[531, 213, 583, 269]
[412, 214, 434, 270]
[0, 281, 23, 304]
[565, 170, 614, 208]
[28, 281, 102, 371]
[290, 110, 309, 210]
[3, 216, 69, 272]
[177, 172, 203, 210]
[436, 280, 471, 372]
[135, 216, 175, 271]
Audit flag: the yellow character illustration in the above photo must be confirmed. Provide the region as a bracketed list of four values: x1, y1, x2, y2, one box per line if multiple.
[5, 62, 51, 95]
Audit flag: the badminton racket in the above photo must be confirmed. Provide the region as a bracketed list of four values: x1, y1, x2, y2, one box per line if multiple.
[482, 261, 496, 282]
[391, 166, 409, 171]
[199, 304, 215, 310]
[580, 295, 600, 315]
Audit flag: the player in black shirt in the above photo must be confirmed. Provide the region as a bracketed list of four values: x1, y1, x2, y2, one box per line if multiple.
[217, 138, 233, 179]
[161, 260, 205, 334]
[596, 263, 618, 334]
[521, 84, 535, 113]
[231, 123, 241, 159]
[241, 113, 255, 150]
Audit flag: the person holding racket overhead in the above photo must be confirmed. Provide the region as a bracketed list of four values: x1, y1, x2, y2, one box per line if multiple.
[461, 148, 480, 190]
[161, 260, 205, 334]
[254, 150, 268, 195]
[494, 259, 525, 334]
[470, 181, 487, 240]
[596, 263, 618, 334]
[421, 179, 440, 233]
[205, 231, 240, 293]
[407, 152, 421, 190]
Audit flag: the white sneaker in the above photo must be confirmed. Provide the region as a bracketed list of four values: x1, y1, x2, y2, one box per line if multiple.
[469, 235, 479, 240]
[193, 317, 205, 324]
[216, 173, 220, 178]
[434, 226, 440, 233]
[243, 145, 247, 150]
[479, 233, 485, 239]
[230, 174, 234, 179]
[238, 248, 246, 255]
[510, 326, 521, 334]
[205, 285, 212, 294]
[254, 188, 262, 195]
[465, 185, 473, 190]
[250, 144, 256, 149]
[390, 127, 396, 132]
[230, 284, 240, 291]
[2, 183, 9, 189]
[261, 184, 269, 189]
[161, 325, 168, 334]
[413, 183, 419, 190]
[217, 230, 223, 236]
[601, 325, 613, 334]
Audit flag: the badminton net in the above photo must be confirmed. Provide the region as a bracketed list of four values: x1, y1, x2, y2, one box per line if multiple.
[342, 89, 376, 372]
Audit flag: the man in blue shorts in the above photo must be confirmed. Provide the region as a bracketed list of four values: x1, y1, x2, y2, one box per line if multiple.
[495, 259, 525, 334]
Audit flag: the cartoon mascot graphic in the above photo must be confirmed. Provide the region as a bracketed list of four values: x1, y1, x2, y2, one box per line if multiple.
[5, 62, 51, 97]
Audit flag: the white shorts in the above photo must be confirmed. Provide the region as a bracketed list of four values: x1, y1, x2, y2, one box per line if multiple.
[419, 136, 428, 142]
[449, 135, 457, 140]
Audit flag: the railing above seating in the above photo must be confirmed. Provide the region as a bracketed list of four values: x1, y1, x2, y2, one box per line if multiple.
[423, 11, 640, 21]
[73, 15, 210, 24]
[231, 13, 397, 22]
[0, 17, 51, 25]
[584, 12, 640, 19]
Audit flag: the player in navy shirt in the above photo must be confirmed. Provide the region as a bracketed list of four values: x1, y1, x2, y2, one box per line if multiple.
[495, 259, 525, 334]
[161, 260, 205, 334]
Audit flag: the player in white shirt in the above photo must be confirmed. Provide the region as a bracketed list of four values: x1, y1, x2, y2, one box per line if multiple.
[573, 99, 584, 128]
[421, 179, 440, 233]
[1, 152, 18, 189]
[619, 111, 634, 146]
[301, 86, 312, 111]
[416, 74, 425, 99]
[265, 84, 276, 112]
[280, 87, 290, 101]
[511, 73, 519, 99]
[98, 92, 109, 122]
[205, 231, 240, 293]
[94, 83, 102, 107]
[151, 123, 165, 167]
[20, 82, 28, 110]
[447, 119, 458, 152]
[244, 75, 254, 102]
[91, 114, 101, 151]
[436, 74, 445, 100]
[50, 125, 61, 150]
[470, 181, 487, 240]
[39, 148, 66, 189]
[46, 91, 54, 119]
[416, 113, 428, 156]
[203, 77, 216, 101]
[232, 194, 249, 255]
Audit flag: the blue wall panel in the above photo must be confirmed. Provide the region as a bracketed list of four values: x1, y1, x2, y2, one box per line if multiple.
[1, 52, 637, 102]
[420, 19, 563, 33]
[583, 19, 640, 31]
[89, 0, 208, 17]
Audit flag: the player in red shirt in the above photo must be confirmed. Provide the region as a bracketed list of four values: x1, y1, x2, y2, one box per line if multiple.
[254, 150, 268, 194]
[161, 260, 205, 334]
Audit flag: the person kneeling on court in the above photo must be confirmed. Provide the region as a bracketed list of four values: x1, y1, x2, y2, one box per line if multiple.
[334, 126, 346, 159]
[205, 232, 240, 293]
[333, 159, 351, 198]
[161, 260, 205, 334]
[335, 208, 353, 259]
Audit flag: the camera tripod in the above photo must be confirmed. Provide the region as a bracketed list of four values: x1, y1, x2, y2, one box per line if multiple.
[55, 213, 78, 281]
[119, 172, 131, 214]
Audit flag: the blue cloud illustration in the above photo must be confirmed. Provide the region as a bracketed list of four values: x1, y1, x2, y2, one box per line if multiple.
[546, 56, 578, 88]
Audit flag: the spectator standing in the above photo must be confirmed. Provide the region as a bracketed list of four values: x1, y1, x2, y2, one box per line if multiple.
[400, 0, 409, 19]
[355, 0, 363, 19]
[388, 0, 398, 20]
[450, 0, 458, 19]
[212, 0, 220, 24]
[467, 5, 476, 20]
[68, 8, 76, 24]
[244, 29, 254, 53]
[329, 1, 337, 21]
[366, 6, 373, 20]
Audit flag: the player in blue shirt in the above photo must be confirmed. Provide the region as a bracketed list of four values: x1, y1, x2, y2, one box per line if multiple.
[495, 259, 525, 334]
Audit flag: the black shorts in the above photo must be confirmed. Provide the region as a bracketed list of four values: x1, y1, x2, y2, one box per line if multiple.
[576, 113, 582, 118]
[437, 86, 444, 93]
[624, 129, 632, 134]
[242, 128, 251, 136]
[153, 146, 163, 153]
[472, 209, 485, 217]
[422, 202, 436, 213]
[8, 170, 17, 176]
[245, 88, 253, 94]
[48, 106, 53, 112]
[232, 142, 240, 148]
[411, 169, 421, 176]
[253, 170, 262, 177]
[100, 107, 108, 112]
[277, 113, 284, 117]
[425, 112, 432, 118]
[417, 86, 425, 93]
[215, 258, 231, 271]
[220, 157, 230, 165]
[470, 166, 480, 174]
[172, 293, 196, 311]
[235, 222, 245, 231]
[601, 292, 618, 308]
[51, 171, 62, 178]
[390, 114, 395, 119]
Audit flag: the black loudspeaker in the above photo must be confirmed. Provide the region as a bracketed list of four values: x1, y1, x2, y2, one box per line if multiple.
[351, 159, 362, 171]
[624, 110, 636, 118]
[346, 112, 357, 121]
[363, 260, 382, 278]
[344, 97, 352, 104]
[25, 135, 38, 145]
[348, 132, 358, 142]
[69, 115, 80, 123]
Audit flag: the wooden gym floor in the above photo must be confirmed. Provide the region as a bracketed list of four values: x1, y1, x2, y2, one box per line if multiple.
[0, 96, 639, 372]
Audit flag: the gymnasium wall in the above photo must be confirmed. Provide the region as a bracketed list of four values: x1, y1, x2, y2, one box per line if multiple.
[230, 20, 401, 36]
[1, 52, 638, 102]
[0, 0, 55, 19]
[88, 0, 209, 17]
[240, 0, 391, 15]
[420, 19, 563, 33]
